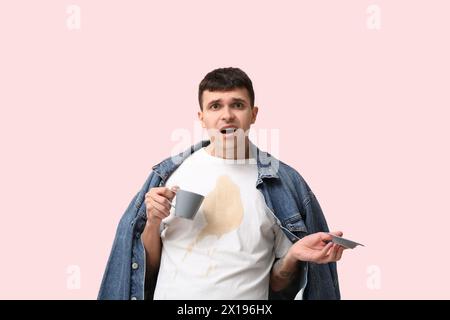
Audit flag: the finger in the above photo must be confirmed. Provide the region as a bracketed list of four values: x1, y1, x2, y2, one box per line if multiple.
[146, 204, 167, 220]
[155, 187, 178, 201]
[319, 232, 333, 243]
[329, 231, 344, 237]
[329, 244, 339, 261]
[167, 187, 178, 201]
[326, 243, 335, 262]
[151, 205, 170, 219]
[152, 202, 170, 217]
[321, 245, 336, 263]
[152, 193, 172, 211]
[326, 245, 334, 256]
[335, 246, 345, 261]
[149, 198, 170, 215]
[320, 241, 334, 258]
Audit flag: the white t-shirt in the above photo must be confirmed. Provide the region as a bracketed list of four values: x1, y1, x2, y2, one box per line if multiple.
[153, 147, 293, 300]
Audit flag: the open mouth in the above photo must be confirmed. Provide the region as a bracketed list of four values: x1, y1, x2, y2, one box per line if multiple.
[220, 128, 237, 134]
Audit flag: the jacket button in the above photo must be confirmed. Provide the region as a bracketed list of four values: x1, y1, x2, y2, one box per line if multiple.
[132, 262, 139, 270]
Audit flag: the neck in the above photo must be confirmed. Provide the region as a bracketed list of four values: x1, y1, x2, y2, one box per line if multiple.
[206, 138, 252, 160]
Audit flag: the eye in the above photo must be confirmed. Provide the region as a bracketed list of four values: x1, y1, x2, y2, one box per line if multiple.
[234, 103, 244, 109]
[210, 104, 220, 110]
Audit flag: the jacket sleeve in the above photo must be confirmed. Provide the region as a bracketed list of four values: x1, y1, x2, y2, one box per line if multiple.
[302, 186, 341, 300]
[98, 171, 160, 300]
[282, 166, 340, 300]
[97, 192, 140, 300]
[266, 165, 340, 300]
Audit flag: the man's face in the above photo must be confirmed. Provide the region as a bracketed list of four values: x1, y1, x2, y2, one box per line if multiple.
[198, 88, 258, 147]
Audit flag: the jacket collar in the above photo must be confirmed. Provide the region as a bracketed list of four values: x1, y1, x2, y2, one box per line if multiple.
[152, 140, 280, 184]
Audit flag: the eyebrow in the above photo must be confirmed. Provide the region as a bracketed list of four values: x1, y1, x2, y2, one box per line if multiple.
[207, 98, 248, 107]
[230, 98, 247, 104]
[207, 99, 222, 107]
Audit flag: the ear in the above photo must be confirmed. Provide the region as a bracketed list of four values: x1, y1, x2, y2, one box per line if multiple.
[198, 111, 206, 128]
[251, 106, 259, 124]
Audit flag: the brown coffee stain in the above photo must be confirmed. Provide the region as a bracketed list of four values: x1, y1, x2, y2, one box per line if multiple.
[197, 175, 244, 242]
[182, 175, 244, 269]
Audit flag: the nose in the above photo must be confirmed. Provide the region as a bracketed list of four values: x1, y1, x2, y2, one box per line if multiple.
[221, 105, 235, 121]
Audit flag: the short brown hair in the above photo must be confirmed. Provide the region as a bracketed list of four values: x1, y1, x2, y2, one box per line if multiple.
[198, 67, 255, 110]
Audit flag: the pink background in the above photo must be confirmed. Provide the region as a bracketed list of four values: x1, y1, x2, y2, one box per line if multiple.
[1, 0, 449, 299]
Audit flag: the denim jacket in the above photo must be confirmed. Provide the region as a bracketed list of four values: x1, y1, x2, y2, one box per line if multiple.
[98, 140, 340, 300]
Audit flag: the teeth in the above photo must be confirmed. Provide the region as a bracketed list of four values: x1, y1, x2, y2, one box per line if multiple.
[221, 128, 236, 134]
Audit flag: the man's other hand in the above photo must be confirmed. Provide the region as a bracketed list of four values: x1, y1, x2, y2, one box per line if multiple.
[288, 231, 346, 264]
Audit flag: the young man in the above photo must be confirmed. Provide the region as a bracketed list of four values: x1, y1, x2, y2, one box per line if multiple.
[98, 67, 345, 300]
